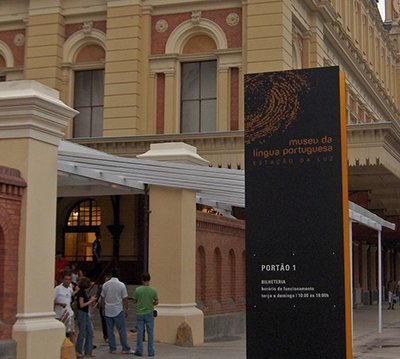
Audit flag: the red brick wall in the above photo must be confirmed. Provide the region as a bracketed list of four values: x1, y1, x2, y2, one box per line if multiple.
[65, 21, 107, 39]
[0, 166, 25, 340]
[151, 8, 242, 55]
[0, 29, 26, 67]
[230, 67, 239, 131]
[196, 211, 245, 316]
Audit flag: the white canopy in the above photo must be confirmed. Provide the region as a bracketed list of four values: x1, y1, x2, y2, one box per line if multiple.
[58, 140, 395, 231]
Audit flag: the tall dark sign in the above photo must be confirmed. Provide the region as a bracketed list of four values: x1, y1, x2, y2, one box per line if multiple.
[245, 67, 351, 358]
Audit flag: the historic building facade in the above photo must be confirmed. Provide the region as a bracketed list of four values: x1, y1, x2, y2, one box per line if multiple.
[1, 0, 400, 342]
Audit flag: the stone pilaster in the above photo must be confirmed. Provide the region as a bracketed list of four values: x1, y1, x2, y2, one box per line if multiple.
[309, 12, 325, 67]
[0, 80, 77, 359]
[244, 0, 292, 74]
[103, 0, 144, 136]
[25, 0, 64, 91]
[148, 186, 204, 345]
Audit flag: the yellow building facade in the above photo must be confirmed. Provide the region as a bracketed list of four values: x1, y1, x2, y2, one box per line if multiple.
[2, 0, 400, 355]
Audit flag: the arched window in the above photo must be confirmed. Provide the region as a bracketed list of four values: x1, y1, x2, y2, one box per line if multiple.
[229, 249, 236, 301]
[73, 44, 105, 138]
[0, 38, 14, 81]
[180, 35, 217, 133]
[63, 29, 106, 138]
[64, 199, 101, 261]
[0, 55, 5, 81]
[181, 59, 217, 133]
[214, 247, 222, 302]
[196, 246, 206, 306]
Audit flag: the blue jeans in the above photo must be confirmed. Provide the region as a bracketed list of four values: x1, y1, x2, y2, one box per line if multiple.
[105, 311, 131, 352]
[75, 310, 93, 355]
[136, 312, 154, 356]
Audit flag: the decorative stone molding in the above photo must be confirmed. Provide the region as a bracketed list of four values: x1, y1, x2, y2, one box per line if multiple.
[73, 131, 245, 169]
[165, 18, 228, 54]
[13, 33, 25, 47]
[137, 142, 210, 166]
[0, 40, 14, 67]
[82, 21, 93, 34]
[325, 22, 399, 121]
[63, 28, 106, 64]
[226, 12, 240, 26]
[13, 312, 64, 332]
[0, 81, 78, 146]
[226, 12, 239, 27]
[197, 211, 245, 236]
[155, 19, 168, 33]
[191, 10, 202, 26]
[0, 166, 26, 199]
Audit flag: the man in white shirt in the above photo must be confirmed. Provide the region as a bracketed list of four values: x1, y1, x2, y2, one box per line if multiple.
[101, 268, 134, 354]
[54, 270, 75, 343]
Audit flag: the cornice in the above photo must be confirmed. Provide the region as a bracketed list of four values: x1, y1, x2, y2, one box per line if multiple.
[147, 0, 242, 16]
[325, 21, 399, 122]
[0, 166, 26, 199]
[197, 211, 245, 235]
[0, 81, 77, 146]
[347, 121, 400, 168]
[72, 131, 245, 168]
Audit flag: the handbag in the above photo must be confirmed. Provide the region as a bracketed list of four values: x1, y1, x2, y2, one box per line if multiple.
[58, 309, 70, 323]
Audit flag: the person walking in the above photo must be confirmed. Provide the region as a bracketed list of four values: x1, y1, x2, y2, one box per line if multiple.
[100, 268, 134, 354]
[132, 273, 159, 357]
[75, 277, 97, 358]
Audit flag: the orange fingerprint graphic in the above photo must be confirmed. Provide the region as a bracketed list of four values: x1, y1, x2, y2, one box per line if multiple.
[245, 72, 311, 144]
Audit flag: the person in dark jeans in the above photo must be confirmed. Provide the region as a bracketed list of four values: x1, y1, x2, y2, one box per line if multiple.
[100, 268, 134, 354]
[96, 274, 111, 343]
[75, 277, 97, 357]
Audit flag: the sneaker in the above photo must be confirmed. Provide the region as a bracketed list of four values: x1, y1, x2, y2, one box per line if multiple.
[122, 349, 136, 355]
[148, 354, 155, 357]
[134, 352, 143, 357]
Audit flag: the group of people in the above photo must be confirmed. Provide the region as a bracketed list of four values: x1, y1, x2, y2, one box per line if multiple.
[54, 265, 159, 357]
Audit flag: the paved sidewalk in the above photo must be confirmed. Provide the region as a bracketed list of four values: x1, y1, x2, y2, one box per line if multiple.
[353, 305, 400, 358]
[86, 305, 400, 358]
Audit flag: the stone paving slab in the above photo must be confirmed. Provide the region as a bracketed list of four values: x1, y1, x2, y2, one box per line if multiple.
[85, 305, 400, 358]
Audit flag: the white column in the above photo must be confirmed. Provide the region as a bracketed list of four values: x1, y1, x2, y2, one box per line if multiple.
[0, 80, 77, 359]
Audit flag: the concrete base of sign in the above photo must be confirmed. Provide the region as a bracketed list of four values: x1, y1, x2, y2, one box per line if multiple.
[0, 340, 16, 359]
[204, 312, 245, 340]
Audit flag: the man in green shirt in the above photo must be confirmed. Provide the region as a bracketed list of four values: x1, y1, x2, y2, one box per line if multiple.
[132, 273, 158, 357]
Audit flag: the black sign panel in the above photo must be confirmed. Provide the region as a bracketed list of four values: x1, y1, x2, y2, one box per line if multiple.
[245, 67, 351, 358]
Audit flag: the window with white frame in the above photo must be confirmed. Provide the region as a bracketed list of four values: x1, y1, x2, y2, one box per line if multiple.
[181, 60, 217, 133]
[64, 199, 101, 261]
[73, 69, 104, 138]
